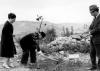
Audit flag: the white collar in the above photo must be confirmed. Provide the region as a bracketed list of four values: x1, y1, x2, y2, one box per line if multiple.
[96, 13, 99, 18]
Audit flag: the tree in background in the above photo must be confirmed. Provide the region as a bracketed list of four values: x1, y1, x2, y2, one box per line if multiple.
[62, 26, 66, 36]
[43, 28, 57, 43]
[70, 26, 74, 35]
[66, 27, 70, 37]
[62, 26, 73, 37]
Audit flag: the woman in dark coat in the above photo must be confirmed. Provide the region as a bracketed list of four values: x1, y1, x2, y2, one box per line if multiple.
[0, 13, 16, 68]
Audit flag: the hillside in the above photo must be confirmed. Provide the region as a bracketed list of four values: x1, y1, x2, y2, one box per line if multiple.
[0, 21, 89, 37]
[0, 21, 54, 36]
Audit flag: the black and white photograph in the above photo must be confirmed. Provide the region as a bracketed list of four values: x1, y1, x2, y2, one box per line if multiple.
[0, 0, 99, 71]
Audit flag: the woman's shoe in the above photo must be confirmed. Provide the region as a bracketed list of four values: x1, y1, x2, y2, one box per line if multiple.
[2, 64, 10, 69]
[20, 63, 28, 68]
[29, 63, 40, 69]
[9, 63, 15, 68]
[88, 66, 97, 70]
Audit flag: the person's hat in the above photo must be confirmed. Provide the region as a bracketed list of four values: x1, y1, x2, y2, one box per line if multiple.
[89, 5, 99, 11]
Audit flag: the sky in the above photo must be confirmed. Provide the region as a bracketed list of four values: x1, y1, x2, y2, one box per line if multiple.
[0, 0, 99, 25]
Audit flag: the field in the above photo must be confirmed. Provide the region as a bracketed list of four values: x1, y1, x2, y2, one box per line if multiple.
[0, 21, 93, 71]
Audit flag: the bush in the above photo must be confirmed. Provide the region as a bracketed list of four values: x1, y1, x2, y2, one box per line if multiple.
[62, 41, 90, 53]
[42, 28, 57, 44]
[40, 36, 91, 54]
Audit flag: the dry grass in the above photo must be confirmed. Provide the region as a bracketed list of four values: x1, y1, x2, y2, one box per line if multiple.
[0, 52, 93, 71]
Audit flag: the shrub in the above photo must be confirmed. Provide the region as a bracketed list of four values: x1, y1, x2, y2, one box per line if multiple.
[40, 36, 91, 54]
[62, 41, 90, 53]
[42, 28, 57, 44]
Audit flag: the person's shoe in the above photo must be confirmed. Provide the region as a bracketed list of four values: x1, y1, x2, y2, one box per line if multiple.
[20, 63, 29, 68]
[9, 63, 15, 68]
[97, 65, 100, 70]
[29, 63, 35, 66]
[2, 63, 10, 69]
[28, 63, 35, 68]
[88, 66, 97, 70]
[28, 63, 39, 69]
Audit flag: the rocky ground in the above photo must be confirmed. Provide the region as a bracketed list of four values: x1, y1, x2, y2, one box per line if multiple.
[0, 35, 93, 71]
[0, 52, 96, 71]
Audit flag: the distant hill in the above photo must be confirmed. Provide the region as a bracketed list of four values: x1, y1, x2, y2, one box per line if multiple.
[13, 21, 59, 35]
[0, 21, 89, 38]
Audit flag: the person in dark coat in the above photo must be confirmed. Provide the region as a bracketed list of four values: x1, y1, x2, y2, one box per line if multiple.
[88, 5, 100, 70]
[20, 32, 46, 67]
[0, 13, 16, 68]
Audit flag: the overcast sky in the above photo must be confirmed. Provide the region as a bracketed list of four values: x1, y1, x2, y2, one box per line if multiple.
[0, 0, 99, 24]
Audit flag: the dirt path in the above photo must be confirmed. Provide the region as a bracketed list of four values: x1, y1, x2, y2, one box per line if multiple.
[0, 53, 97, 71]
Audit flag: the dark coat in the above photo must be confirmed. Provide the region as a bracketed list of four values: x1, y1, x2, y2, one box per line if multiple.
[0, 21, 16, 58]
[89, 14, 100, 58]
[20, 33, 40, 51]
[89, 14, 100, 44]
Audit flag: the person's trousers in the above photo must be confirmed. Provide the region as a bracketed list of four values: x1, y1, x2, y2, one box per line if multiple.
[90, 37, 100, 67]
[90, 38, 96, 67]
[21, 47, 36, 64]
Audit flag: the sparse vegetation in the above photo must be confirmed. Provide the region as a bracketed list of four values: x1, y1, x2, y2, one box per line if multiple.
[42, 28, 57, 44]
[62, 26, 74, 37]
[0, 21, 92, 71]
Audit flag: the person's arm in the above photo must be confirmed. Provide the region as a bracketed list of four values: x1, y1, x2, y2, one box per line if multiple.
[90, 23, 100, 35]
[36, 42, 40, 52]
[36, 41, 43, 55]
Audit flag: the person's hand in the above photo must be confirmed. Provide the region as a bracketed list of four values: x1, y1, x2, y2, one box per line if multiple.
[37, 51, 44, 55]
[38, 51, 42, 54]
